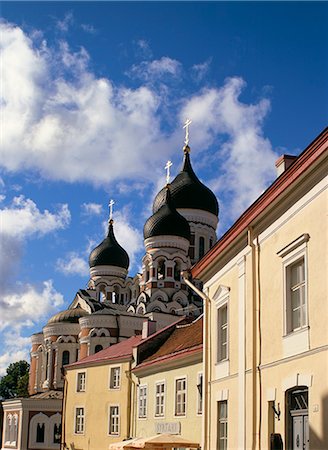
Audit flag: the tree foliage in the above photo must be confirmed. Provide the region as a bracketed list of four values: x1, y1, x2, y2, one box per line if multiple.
[0, 360, 30, 399]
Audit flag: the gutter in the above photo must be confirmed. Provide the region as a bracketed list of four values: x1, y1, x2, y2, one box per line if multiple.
[182, 272, 211, 450]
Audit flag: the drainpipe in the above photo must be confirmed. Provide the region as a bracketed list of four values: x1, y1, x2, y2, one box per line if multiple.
[182, 272, 211, 450]
[248, 227, 262, 450]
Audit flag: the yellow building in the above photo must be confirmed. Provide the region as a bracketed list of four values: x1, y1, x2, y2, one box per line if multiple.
[190, 128, 328, 450]
[132, 317, 203, 445]
[62, 335, 142, 450]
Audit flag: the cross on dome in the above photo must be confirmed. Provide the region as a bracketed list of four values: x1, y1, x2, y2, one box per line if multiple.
[183, 118, 192, 146]
[165, 160, 173, 184]
[108, 199, 115, 221]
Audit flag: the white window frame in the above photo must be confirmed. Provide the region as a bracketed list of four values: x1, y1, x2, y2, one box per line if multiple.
[154, 381, 166, 418]
[278, 234, 309, 336]
[217, 400, 228, 450]
[109, 366, 121, 390]
[196, 372, 203, 415]
[217, 302, 228, 363]
[174, 376, 187, 417]
[76, 371, 86, 392]
[108, 405, 120, 436]
[138, 384, 147, 419]
[74, 406, 85, 435]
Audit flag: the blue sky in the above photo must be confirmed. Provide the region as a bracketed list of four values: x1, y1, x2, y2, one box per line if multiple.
[1, 1, 327, 374]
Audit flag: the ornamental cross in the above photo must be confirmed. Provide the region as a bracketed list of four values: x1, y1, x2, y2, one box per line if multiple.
[108, 199, 115, 220]
[183, 118, 192, 146]
[165, 160, 173, 184]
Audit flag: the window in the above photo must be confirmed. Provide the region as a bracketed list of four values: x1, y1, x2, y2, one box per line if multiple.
[175, 378, 187, 416]
[138, 385, 147, 418]
[218, 304, 228, 362]
[77, 372, 86, 392]
[53, 423, 61, 444]
[62, 350, 70, 366]
[174, 261, 181, 281]
[109, 406, 119, 435]
[189, 233, 195, 260]
[36, 423, 45, 443]
[157, 259, 165, 280]
[217, 401, 228, 450]
[95, 344, 103, 353]
[155, 382, 165, 417]
[286, 257, 307, 333]
[199, 236, 205, 259]
[197, 373, 203, 415]
[110, 367, 121, 389]
[75, 407, 85, 434]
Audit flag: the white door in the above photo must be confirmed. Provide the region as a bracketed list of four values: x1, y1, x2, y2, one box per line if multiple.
[292, 414, 309, 450]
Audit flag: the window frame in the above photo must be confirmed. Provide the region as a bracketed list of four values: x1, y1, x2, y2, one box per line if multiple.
[196, 372, 203, 415]
[278, 234, 309, 336]
[217, 302, 229, 363]
[108, 405, 120, 436]
[138, 384, 148, 419]
[217, 400, 228, 450]
[109, 366, 121, 390]
[174, 376, 187, 417]
[154, 380, 166, 418]
[76, 371, 86, 392]
[74, 406, 85, 435]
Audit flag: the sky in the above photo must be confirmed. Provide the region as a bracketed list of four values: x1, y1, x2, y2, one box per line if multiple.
[0, 1, 327, 376]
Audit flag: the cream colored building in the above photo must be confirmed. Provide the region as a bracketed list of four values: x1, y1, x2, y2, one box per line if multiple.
[132, 317, 203, 445]
[62, 335, 142, 450]
[190, 128, 328, 449]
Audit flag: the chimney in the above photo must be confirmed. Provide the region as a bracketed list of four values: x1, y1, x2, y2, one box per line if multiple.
[142, 320, 157, 339]
[275, 154, 297, 177]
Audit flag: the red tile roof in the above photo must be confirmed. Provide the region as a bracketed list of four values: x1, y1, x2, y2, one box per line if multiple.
[137, 317, 203, 368]
[66, 335, 142, 369]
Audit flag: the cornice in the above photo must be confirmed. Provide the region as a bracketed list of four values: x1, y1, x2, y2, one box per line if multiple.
[145, 235, 189, 252]
[178, 208, 218, 229]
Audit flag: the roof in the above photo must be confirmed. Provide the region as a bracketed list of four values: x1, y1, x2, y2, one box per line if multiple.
[134, 317, 203, 371]
[89, 220, 129, 269]
[66, 335, 142, 369]
[29, 390, 63, 400]
[191, 127, 328, 281]
[47, 307, 89, 325]
[153, 148, 219, 216]
[144, 186, 191, 240]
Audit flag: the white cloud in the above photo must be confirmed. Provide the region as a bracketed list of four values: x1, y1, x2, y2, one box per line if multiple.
[56, 252, 89, 277]
[128, 56, 182, 81]
[81, 23, 97, 34]
[191, 59, 211, 82]
[1, 195, 70, 238]
[0, 280, 65, 375]
[56, 11, 74, 32]
[180, 77, 277, 218]
[135, 39, 152, 59]
[81, 202, 103, 216]
[1, 22, 166, 185]
[0, 280, 64, 332]
[0, 195, 71, 289]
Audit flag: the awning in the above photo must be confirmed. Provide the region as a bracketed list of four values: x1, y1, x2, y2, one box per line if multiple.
[109, 433, 200, 450]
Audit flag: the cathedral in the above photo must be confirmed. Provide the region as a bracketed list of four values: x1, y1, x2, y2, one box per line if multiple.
[28, 133, 219, 396]
[3, 129, 220, 450]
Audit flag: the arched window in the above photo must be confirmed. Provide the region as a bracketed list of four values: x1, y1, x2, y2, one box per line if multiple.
[145, 264, 150, 282]
[5, 414, 12, 443]
[62, 350, 70, 366]
[95, 345, 103, 353]
[157, 260, 165, 280]
[209, 238, 213, 249]
[36, 423, 45, 443]
[53, 423, 61, 444]
[199, 236, 205, 259]
[174, 261, 181, 281]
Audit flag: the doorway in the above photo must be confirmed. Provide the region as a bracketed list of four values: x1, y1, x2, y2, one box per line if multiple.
[286, 387, 309, 450]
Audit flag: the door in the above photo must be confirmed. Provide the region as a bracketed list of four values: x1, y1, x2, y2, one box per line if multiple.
[292, 414, 309, 450]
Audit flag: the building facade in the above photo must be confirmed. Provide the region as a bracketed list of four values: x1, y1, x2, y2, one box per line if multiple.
[191, 127, 328, 450]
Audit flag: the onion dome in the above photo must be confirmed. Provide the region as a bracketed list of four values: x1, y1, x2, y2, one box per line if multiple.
[47, 307, 89, 325]
[144, 186, 190, 240]
[89, 219, 129, 269]
[153, 146, 219, 216]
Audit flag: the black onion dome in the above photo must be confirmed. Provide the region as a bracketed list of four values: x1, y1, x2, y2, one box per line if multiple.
[144, 187, 190, 240]
[153, 147, 219, 216]
[89, 220, 129, 269]
[47, 307, 89, 325]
